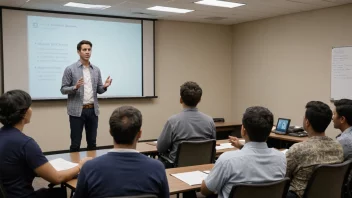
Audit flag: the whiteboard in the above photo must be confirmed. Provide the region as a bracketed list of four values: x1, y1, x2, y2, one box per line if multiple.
[331, 46, 352, 100]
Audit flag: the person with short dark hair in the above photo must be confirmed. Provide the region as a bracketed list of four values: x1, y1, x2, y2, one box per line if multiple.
[333, 99, 352, 160]
[157, 81, 216, 166]
[74, 106, 169, 198]
[201, 106, 286, 198]
[61, 40, 113, 152]
[0, 90, 91, 198]
[286, 101, 343, 198]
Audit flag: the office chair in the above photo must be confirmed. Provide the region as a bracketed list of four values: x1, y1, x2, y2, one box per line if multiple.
[303, 160, 352, 198]
[228, 177, 290, 198]
[160, 139, 216, 168]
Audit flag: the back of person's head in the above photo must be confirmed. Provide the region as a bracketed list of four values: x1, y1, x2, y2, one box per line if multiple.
[334, 99, 352, 126]
[0, 90, 32, 126]
[109, 106, 142, 145]
[305, 101, 332, 133]
[242, 106, 274, 142]
[180, 81, 202, 107]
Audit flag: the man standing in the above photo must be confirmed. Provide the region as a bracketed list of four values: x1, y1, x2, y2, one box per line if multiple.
[61, 40, 112, 152]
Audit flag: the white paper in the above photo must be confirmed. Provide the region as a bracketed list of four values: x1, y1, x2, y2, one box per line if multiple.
[171, 171, 208, 186]
[49, 158, 78, 171]
[281, 149, 288, 154]
[239, 139, 245, 144]
[203, 170, 210, 174]
[216, 143, 234, 150]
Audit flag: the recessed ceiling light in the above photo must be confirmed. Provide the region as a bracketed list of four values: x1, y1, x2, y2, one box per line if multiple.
[195, 0, 245, 8]
[64, 2, 111, 10]
[147, 6, 194, 13]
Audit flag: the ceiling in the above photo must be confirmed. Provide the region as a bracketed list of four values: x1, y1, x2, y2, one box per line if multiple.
[0, 0, 351, 25]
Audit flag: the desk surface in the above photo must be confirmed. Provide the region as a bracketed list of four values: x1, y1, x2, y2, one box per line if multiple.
[167, 164, 214, 194]
[269, 132, 308, 143]
[215, 122, 240, 128]
[65, 164, 214, 194]
[46, 140, 237, 163]
[46, 142, 157, 163]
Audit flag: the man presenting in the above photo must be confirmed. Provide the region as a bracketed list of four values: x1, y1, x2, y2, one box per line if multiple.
[61, 40, 112, 152]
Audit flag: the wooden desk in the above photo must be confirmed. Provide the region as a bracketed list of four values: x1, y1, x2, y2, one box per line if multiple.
[46, 140, 236, 162]
[46, 142, 157, 162]
[215, 122, 240, 132]
[64, 164, 215, 194]
[216, 139, 238, 156]
[167, 164, 214, 194]
[215, 122, 241, 140]
[269, 132, 308, 143]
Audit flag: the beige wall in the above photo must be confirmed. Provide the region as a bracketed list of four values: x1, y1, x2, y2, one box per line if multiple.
[232, 4, 352, 138]
[25, 20, 233, 152]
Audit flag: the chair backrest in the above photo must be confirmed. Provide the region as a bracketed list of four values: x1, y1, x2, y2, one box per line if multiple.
[213, 118, 225, 122]
[303, 160, 352, 198]
[228, 177, 291, 198]
[0, 180, 6, 198]
[174, 139, 216, 167]
[0, 174, 6, 198]
[106, 195, 157, 198]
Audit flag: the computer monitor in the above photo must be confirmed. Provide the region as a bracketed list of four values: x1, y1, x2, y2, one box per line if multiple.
[275, 118, 291, 134]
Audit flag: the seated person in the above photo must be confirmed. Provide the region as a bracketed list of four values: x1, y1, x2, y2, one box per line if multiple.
[201, 106, 286, 198]
[333, 99, 352, 160]
[73, 106, 169, 198]
[157, 81, 216, 165]
[286, 101, 344, 198]
[0, 90, 90, 198]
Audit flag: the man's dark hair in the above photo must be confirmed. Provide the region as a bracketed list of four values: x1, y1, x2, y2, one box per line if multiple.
[242, 106, 274, 142]
[77, 40, 92, 51]
[305, 101, 332, 133]
[334, 99, 352, 126]
[0, 90, 32, 126]
[180, 81, 202, 107]
[109, 106, 142, 145]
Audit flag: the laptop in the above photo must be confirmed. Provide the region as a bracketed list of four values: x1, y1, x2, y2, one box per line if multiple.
[273, 118, 291, 135]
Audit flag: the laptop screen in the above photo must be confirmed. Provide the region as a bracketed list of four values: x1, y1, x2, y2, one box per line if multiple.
[276, 118, 290, 134]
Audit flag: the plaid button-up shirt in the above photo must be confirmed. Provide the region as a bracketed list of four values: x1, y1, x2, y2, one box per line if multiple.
[60, 61, 106, 117]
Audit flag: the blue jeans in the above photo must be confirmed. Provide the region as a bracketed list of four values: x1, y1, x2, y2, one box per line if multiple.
[69, 108, 98, 152]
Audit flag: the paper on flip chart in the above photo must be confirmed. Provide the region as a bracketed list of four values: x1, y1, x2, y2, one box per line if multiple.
[281, 149, 288, 154]
[49, 158, 78, 171]
[171, 171, 208, 186]
[216, 143, 234, 150]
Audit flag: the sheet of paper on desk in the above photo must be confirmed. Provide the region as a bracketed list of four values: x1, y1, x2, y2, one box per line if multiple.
[171, 171, 208, 186]
[203, 170, 210, 174]
[49, 158, 78, 171]
[216, 143, 234, 150]
[281, 149, 288, 154]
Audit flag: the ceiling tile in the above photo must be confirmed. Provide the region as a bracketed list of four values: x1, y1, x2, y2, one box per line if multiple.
[0, 0, 350, 24]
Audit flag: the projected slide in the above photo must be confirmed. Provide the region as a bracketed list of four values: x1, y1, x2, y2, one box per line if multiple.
[27, 16, 142, 99]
